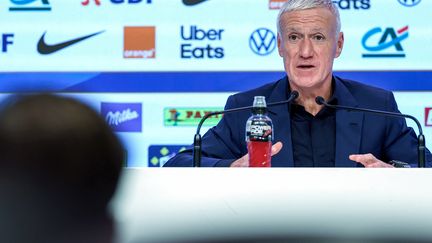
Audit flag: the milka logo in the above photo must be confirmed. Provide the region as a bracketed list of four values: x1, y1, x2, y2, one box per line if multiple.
[101, 102, 142, 132]
[106, 108, 139, 126]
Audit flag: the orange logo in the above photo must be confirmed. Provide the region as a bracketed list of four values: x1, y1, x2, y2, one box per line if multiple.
[124, 26, 156, 59]
[269, 0, 286, 10]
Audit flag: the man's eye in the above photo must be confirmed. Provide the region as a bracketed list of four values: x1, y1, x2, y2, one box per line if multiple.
[288, 35, 299, 41]
[314, 35, 325, 41]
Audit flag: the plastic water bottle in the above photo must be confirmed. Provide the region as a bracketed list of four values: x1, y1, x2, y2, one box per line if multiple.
[245, 96, 273, 167]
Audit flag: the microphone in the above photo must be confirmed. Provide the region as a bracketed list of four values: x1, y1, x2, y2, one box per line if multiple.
[315, 96, 426, 168]
[192, 91, 299, 167]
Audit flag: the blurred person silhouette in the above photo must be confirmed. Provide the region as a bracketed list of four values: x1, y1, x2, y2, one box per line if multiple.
[0, 94, 124, 243]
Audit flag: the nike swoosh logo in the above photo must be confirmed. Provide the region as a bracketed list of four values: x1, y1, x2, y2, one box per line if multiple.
[182, 0, 208, 6]
[37, 30, 105, 55]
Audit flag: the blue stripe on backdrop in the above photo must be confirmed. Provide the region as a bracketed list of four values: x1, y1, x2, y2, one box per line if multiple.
[0, 71, 431, 92]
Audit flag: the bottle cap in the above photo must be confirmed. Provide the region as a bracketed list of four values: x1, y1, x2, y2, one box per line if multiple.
[253, 96, 267, 108]
[252, 96, 267, 114]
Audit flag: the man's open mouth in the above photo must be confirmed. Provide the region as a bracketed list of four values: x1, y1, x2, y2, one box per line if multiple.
[297, 65, 315, 69]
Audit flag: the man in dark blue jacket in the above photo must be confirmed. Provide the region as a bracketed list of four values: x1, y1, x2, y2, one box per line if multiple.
[165, 0, 431, 168]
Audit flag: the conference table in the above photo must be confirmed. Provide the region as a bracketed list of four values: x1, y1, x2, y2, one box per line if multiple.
[111, 168, 432, 242]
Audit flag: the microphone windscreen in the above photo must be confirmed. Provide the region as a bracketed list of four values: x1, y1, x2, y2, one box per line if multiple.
[315, 96, 325, 105]
[290, 91, 299, 100]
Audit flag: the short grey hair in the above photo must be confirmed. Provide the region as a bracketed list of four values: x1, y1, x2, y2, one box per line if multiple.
[276, 0, 341, 36]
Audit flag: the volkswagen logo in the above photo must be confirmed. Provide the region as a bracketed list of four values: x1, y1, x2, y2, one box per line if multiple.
[249, 28, 276, 56]
[398, 0, 421, 7]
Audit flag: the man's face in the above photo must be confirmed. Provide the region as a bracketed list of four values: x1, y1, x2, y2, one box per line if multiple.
[277, 7, 344, 91]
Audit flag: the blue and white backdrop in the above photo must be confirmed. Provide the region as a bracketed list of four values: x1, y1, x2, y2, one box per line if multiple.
[1, 0, 431, 167]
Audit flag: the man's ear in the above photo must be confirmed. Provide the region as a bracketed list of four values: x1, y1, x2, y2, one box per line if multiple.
[277, 33, 283, 57]
[335, 32, 344, 58]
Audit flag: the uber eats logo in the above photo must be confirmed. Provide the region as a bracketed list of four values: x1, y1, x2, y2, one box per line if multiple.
[180, 25, 224, 59]
[332, 0, 370, 10]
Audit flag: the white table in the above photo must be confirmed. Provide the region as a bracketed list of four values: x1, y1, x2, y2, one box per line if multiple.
[111, 168, 432, 242]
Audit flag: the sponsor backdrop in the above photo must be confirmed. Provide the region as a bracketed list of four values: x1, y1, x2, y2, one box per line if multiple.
[1, 0, 431, 166]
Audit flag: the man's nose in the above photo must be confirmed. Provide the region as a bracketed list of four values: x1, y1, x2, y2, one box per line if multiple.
[299, 38, 314, 59]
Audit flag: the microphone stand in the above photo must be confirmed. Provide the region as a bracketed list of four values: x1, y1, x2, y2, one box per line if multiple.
[193, 91, 299, 167]
[316, 96, 426, 168]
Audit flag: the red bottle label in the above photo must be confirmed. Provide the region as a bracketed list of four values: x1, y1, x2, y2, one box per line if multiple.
[247, 141, 271, 167]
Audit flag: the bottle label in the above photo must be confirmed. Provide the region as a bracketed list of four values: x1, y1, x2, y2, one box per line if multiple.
[246, 120, 272, 142]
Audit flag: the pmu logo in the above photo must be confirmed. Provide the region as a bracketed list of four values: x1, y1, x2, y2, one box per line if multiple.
[180, 25, 224, 59]
[1, 34, 14, 53]
[249, 28, 276, 56]
[269, 0, 286, 9]
[124, 26, 156, 58]
[101, 102, 142, 132]
[148, 145, 188, 167]
[426, 108, 432, 127]
[9, 0, 51, 11]
[164, 107, 223, 126]
[362, 26, 408, 58]
[398, 0, 421, 7]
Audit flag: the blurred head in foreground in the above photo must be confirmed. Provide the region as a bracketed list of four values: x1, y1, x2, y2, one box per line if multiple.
[0, 94, 124, 243]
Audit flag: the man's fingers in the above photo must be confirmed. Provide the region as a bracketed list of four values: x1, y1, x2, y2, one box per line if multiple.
[231, 141, 283, 167]
[349, 153, 394, 168]
[230, 154, 249, 167]
[271, 142, 283, 156]
[349, 153, 377, 165]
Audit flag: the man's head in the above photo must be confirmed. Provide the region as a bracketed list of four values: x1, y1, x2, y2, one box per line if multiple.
[0, 94, 124, 211]
[0, 94, 125, 242]
[276, 0, 344, 93]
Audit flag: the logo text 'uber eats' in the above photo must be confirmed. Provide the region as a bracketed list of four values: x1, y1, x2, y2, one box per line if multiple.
[180, 25, 224, 59]
[332, 0, 370, 9]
